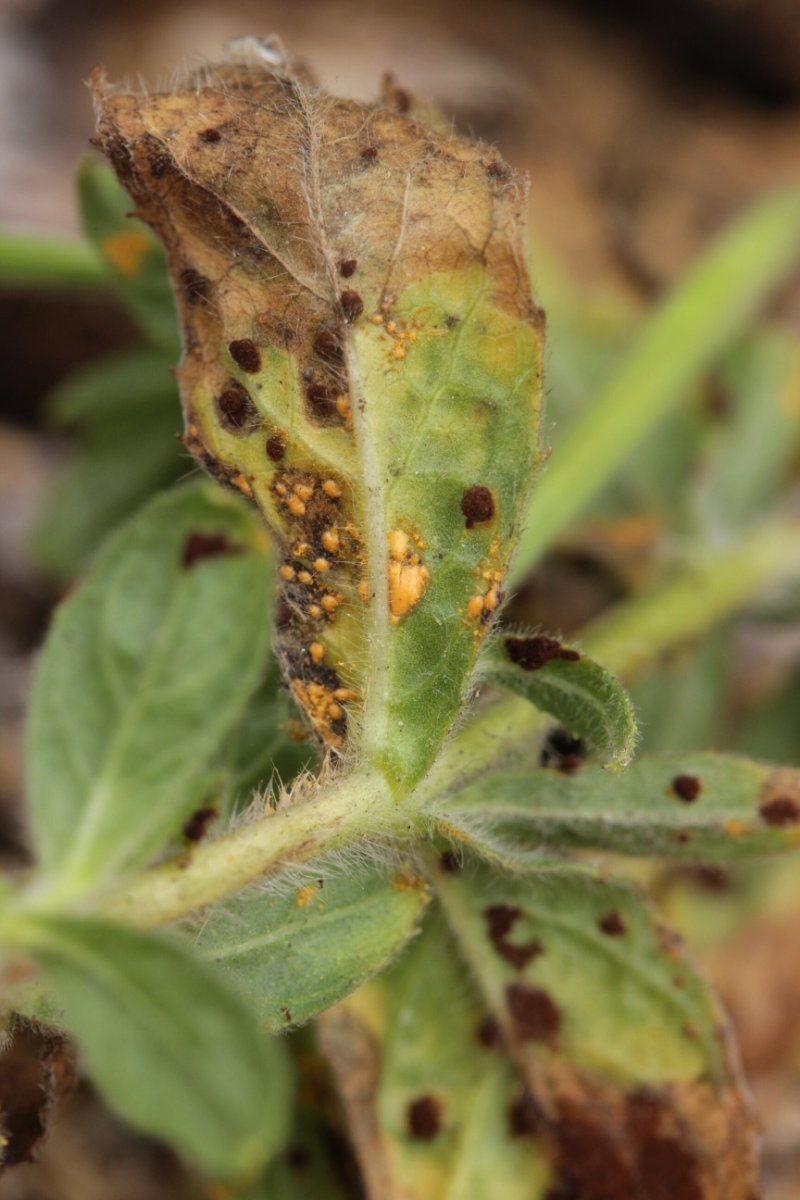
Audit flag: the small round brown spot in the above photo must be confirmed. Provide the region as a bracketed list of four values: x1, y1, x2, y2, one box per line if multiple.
[340, 290, 364, 322]
[485, 904, 543, 970]
[671, 774, 701, 803]
[199, 127, 221, 143]
[339, 258, 358, 278]
[182, 806, 217, 842]
[506, 983, 561, 1041]
[460, 485, 495, 528]
[598, 911, 626, 936]
[229, 338, 261, 373]
[407, 1096, 442, 1141]
[313, 328, 344, 365]
[361, 145, 379, 161]
[181, 530, 235, 568]
[759, 795, 800, 827]
[476, 1015, 503, 1049]
[266, 434, 286, 462]
[217, 385, 257, 432]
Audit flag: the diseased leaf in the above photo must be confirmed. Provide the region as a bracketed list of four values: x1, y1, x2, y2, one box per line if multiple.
[433, 858, 761, 1199]
[77, 158, 179, 351]
[93, 51, 544, 791]
[196, 866, 429, 1031]
[32, 348, 184, 579]
[27, 482, 272, 887]
[317, 914, 551, 1200]
[478, 633, 637, 767]
[14, 915, 292, 1179]
[431, 752, 800, 868]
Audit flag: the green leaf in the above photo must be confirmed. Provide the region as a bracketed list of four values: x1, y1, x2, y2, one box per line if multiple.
[0, 229, 108, 290]
[431, 751, 800, 867]
[13, 914, 292, 1179]
[692, 329, 800, 536]
[512, 185, 800, 579]
[94, 63, 545, 794]
[77, 158, 179, 352]
[196, 866, 429, 1031]
[478, 634, 637, 768]
[317, 914, 551, 1199]
[433, 859, 760, 1199]
[26, 482, 273, 888]
[32, 348, 184, 579]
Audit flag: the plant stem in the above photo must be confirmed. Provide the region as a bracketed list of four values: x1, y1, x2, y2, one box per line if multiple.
[512, 186, 800, 581]
[0, 231, 109, 290]
[101, 768, 402, 926]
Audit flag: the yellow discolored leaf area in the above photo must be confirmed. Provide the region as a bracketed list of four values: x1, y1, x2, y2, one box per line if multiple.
[92, 46, 544, 790]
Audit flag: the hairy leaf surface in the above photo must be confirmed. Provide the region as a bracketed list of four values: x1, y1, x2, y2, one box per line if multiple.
[93, 53, 544, 792]
[432, 752, 800, 867]
[196, 866, 429, 1030]
[479, 633, 637, 767]
[27, 482, 272, 887]
[16, 915, 292, 1179]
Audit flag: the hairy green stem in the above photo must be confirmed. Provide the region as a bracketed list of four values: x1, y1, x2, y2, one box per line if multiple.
[100, 768, 403, 926]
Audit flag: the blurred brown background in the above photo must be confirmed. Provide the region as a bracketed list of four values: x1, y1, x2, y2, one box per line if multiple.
[1, 1, 799, 1196]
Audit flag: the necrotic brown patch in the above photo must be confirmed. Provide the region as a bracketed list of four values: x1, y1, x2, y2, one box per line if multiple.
[217, 384, 258, 432]
[671, 774, 701, 803]
[505, 636, 580, 670]
[181, 530, 237, 568]
[229, 338, 261, 373]
[340, 290, 364, 322]
[407, 1095, 442, 1141]
[476, 1015, 503, 1049]
[460, 484, 495, 528]
[627, 1091, 702, 1200]
[759, 796, 800, 827]
[339, 258, 358, 277]
[506, 983, 561, 1041]
[484, 904, 543, 970]
[306, 381, 336, 419]
[198, 127, 221, 143]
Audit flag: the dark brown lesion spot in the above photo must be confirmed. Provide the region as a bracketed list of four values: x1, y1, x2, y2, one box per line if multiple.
[266, 433, 287, 462]
[406, 1095, 442, 1141]
[179, 267, 209, 305]
[475, 1014, 503, 1049]
[671, 774, 701, 803]
[505, 982, 561, 1041]
[198, 127, 221, 143]
[229, 338, 261, 373]
[484, 904, 543, 970]
[339, 258, 358, 277]
[598, 910, 626, 936]
[216, 383, 259, 433]
[505, 636, 580, 670]
[340, 290, 364, 322]
[313, 327, 344, 365]
[360, 145, 379, 162]
[181, 530, 238, 568]
[508, 1091, 543, 1139]
[182, 806, 217, 843]
[460, 484, 495, 528]
[306, 381, 336, 419]
[759, 795, 800, 827]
